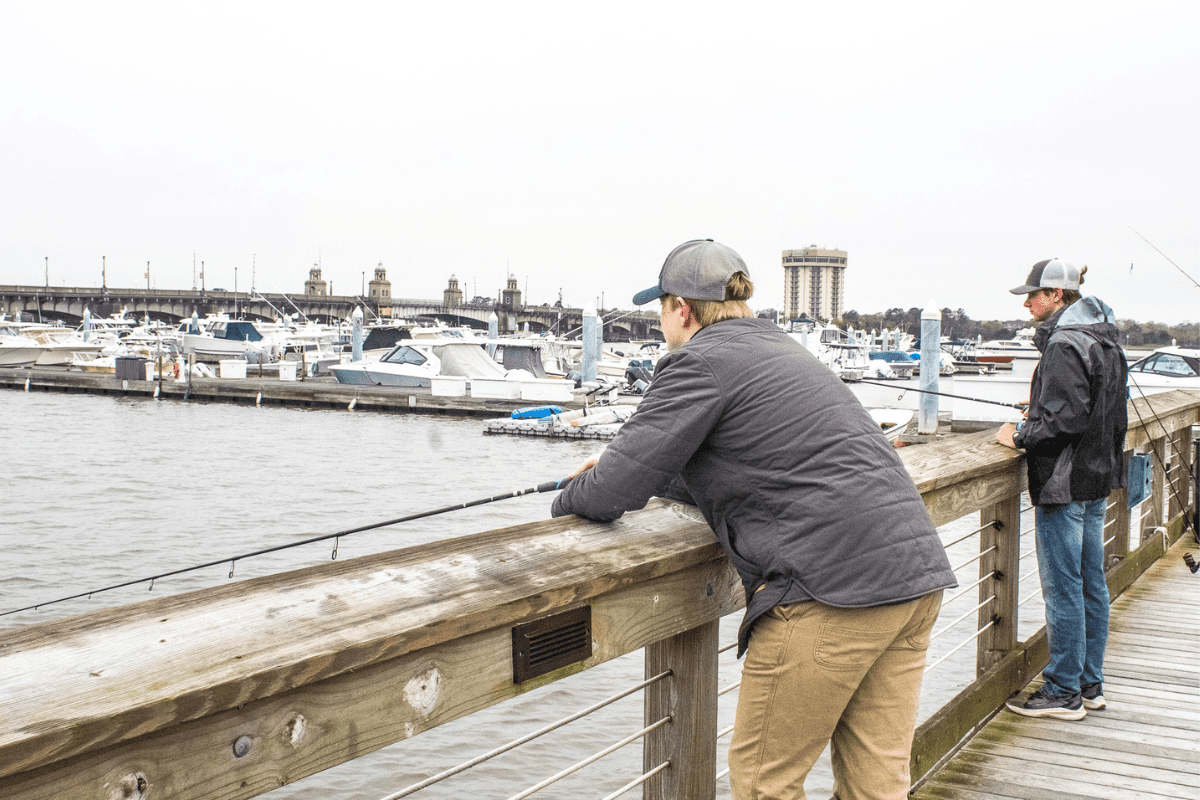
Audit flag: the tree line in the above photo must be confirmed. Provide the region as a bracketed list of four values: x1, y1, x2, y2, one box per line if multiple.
[834, 308, 1197, 348]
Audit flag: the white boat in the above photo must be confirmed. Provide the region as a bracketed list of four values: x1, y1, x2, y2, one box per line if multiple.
[0, 322, 43, 366]
[20, 325, 107, 366]
[180, 318, 276, 361]
[1127, 346, 1200, 396]
[328, 339, 508, 387]
[868, 408, 914, 443]
[976, 328, 1040, 360]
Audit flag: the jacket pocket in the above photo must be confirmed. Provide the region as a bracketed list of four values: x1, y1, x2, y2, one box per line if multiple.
[1039, 442, 1075, 505]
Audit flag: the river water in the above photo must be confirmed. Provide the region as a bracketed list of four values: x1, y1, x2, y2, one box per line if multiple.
[0, 388, 1050, 800]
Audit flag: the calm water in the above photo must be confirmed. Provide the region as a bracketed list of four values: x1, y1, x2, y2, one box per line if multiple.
[0, 389, 1047, 800]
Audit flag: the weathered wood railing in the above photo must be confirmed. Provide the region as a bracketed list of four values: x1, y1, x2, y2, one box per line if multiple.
[1, 390, 1196, 800]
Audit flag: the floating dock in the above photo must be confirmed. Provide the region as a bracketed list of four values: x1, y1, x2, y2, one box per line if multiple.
[0, 367, 591, 417]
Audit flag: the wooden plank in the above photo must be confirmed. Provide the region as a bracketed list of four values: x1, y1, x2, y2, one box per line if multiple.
[0, 557, 744, 799]
[967, 731, 1199, 778]
[939, 750, 1190, 800]
[0, 500, 725, 781]
[981, 717, 1198, 758]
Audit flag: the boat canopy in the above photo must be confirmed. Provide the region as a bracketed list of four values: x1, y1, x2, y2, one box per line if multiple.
[497, 345, 549, 379]
[213, 322, 264, 343]
[363, 327, 413, 351]
[433, 343, 507, 378]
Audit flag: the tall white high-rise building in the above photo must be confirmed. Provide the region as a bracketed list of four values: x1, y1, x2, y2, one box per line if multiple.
[782, 246, 847, 321]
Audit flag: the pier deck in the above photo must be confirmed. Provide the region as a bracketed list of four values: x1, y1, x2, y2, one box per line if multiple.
[913, 533, 1200, 800]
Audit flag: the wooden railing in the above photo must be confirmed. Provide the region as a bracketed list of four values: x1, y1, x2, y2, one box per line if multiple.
[1, 391, 1196, 800]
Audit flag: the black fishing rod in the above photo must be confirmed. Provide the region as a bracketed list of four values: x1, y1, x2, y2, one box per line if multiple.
[1, 477, 574, 618]
[844, 378, 1029, 410]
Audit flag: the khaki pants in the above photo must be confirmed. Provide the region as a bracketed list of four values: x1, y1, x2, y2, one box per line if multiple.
[729, 591, 943, 800]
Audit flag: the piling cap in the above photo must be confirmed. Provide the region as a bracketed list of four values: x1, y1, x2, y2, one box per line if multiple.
[1010, 258, 1081, 294]
[633, 239, 749, 306]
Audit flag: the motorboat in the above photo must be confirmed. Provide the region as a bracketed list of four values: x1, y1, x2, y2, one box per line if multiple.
[976, 328, 1040, 360]
[180, 318, 276, 361]
[0, 322, 43, 367]
[868, 408, 914, 443]
[1127, 346, 1200, 397]
[327, 339, 508, 387]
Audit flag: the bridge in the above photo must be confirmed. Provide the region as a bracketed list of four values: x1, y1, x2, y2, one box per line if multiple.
[0, 284, 663, 341]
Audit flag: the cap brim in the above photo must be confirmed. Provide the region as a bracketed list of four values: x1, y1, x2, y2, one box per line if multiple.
[1009, 284, 1040, 294]
[632, 285, 666, 306]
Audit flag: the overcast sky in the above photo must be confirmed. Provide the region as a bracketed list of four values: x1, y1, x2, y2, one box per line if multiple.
[2, 2, 1196, 324]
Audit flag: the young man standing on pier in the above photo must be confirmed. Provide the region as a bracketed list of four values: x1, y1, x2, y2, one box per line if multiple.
[552, 239, 957, 800]
[997, 259, 1128, 720]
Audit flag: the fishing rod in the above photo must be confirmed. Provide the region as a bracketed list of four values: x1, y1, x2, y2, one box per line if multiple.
[844, 378, 1028, 410]
[1, 477, 574, 618]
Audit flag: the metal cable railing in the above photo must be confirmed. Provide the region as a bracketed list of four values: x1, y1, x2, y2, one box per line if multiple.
[598, 761, 671, 800]
[378, 671, 672, 800]
[950, 544, 997, 573]
[941, 571, 997, 607]
[505, 716, 673, 800]
[942, 519, 1000, 550]
[929, 596, 995, 644]
[926, 618, 996, 674]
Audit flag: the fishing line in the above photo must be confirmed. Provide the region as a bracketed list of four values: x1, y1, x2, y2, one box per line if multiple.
[1128, 226, 1200, 288]
[1, 477, 574, 619]
[844, 378, 1028, 410]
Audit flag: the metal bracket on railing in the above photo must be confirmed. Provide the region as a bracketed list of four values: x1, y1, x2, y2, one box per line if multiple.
[991, 520, 1004, 531]
[993, 570, 1004, 581]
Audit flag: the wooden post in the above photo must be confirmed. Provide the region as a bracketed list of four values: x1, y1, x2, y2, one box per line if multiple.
[643, 620, 719, 800]
[1108, 479, 1132, 560]
[977, 494, 1020, 675]
[1147, 435, 1167, 532]
[1166, 428, 1189, 521]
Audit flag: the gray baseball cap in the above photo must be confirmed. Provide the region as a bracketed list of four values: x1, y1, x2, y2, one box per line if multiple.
[632, 239, 750, 306]
[1010, 258, 1082, 294]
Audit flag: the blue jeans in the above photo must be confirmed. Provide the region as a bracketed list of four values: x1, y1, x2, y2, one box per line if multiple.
[1035, 497, 1110, 697]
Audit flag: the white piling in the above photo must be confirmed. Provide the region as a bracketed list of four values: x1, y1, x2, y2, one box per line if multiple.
[488, 312, 499, 358]
[82, 308, 91, 342]
[918, 303, 941, 435]
[351, 306, 364, 362]
[582, 306, 598, 383]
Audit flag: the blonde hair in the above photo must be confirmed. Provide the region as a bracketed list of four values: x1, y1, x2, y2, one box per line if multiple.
[664, 272, 755, 329]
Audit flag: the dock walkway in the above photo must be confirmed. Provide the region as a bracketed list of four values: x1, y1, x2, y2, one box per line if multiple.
[914, 533, 1200, 800]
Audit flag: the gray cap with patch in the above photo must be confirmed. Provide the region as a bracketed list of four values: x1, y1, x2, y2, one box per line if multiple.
[633, 239, 749, 306]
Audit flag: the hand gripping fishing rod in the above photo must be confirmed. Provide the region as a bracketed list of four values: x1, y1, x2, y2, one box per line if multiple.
[1, 476, 575, 618]
[844, 378, 1029, 410]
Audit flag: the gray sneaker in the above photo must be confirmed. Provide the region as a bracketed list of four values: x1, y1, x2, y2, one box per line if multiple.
[1006, 685, 1087, 720]
[1081, 682, 1106, 710]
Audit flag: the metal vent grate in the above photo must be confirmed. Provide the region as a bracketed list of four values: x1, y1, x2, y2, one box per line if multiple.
[512, 606, 592, 683]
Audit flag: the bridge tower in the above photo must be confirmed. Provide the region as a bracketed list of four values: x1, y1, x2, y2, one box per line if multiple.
[368, 263, 391, 301]
[501, 274, 522, 310]
[444, 275, 463, 307]
[305, 265, 328, 296]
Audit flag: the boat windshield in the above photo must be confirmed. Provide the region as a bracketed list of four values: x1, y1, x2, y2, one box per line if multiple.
[381, 346, 428, 366]
[1129, 353, 1199, 377]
